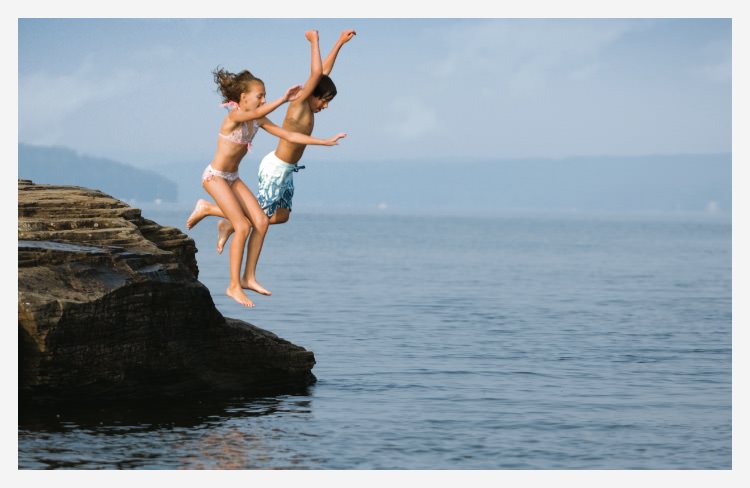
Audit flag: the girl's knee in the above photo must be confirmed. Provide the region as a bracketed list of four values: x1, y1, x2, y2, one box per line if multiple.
[233, 218, 252, 236]
[255, 217, 270, 235]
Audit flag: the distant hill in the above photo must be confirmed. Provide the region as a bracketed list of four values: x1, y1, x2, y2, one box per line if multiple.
[18, 144, 731, 216]
[18, 144, 177, 204]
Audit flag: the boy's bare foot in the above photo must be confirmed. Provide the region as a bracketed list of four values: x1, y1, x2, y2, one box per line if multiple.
[216, 219, 235, 254]
[241, 278, 272, 296]
[226, 286, 255, 308]
[187, 199, 210, 229]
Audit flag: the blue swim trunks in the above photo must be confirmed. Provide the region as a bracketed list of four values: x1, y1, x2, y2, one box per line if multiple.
[257, 151, 299, 218]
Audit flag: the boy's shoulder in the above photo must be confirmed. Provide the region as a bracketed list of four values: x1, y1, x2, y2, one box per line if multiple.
[287, 98, 314, 119]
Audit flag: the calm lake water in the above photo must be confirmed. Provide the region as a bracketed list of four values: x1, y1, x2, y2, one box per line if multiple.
[18, 208, 732, 469]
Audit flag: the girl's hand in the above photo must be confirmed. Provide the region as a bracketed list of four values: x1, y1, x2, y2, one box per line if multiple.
[284, 84, 303, 102]
[325, 132, 347, 145]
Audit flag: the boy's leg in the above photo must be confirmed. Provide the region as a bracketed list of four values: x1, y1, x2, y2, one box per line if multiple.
[269, 208, 291, 224]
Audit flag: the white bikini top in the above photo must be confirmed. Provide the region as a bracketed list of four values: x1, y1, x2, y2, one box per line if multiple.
[218, 101, 259, 149]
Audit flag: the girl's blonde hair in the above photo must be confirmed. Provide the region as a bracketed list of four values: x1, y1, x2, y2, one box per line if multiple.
[212, 67, 264, 103]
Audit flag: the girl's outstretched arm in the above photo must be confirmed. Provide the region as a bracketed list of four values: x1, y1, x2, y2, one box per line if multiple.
[229, 85, 302, 123]
[258, 117, 346, 146]
[323, 29, 356, 76]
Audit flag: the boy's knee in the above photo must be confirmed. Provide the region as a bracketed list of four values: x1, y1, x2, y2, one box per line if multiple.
[274, 210, 290, 224]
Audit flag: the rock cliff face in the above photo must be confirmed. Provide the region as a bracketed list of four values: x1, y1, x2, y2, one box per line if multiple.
[18, 180, 315, 405]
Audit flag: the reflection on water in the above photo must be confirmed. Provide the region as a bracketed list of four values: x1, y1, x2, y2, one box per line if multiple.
[20, 392, 312, 429]
[18, 391, 319, 469]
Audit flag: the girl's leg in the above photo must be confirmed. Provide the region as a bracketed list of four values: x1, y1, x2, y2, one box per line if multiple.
[216, 218, 234, 254]
[186, 199, 257, 256]
[187, 198, 225, 229]
[230, 179, 271, 296]
[202, 178, 255, 307]
[216, 207, 290, 254]
[187, 197, 235, 254]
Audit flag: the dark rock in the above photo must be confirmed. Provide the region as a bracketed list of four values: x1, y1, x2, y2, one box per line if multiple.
[18, 180, 316, 405]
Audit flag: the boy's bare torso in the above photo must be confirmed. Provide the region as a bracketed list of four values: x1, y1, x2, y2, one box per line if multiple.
[275, 100, 314, 164]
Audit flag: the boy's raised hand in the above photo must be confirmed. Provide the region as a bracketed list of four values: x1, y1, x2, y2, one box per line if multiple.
[339, 29, 357, 44]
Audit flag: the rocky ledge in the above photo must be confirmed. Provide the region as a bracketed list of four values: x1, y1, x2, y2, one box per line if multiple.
[18, 180, 315, 405]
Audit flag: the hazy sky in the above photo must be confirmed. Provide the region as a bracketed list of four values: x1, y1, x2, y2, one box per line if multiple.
[17, 16, 731, 169]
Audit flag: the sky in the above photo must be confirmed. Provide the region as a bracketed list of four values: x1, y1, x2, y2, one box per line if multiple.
[16, 15, 733, 170]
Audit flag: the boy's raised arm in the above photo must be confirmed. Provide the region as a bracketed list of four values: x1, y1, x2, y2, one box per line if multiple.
[295, 29, 323, 101]
[323, 29, 356, 76]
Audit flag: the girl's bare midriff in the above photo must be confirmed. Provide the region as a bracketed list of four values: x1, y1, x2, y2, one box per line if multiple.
[211, 139, 248, 173]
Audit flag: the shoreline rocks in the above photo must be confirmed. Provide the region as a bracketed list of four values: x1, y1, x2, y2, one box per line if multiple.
[18, 180, 316, 405]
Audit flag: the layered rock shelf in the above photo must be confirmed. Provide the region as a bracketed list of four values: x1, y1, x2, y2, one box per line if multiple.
[18, 180, 316, 405]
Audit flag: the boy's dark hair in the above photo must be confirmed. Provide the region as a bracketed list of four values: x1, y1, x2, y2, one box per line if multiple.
[313, 74, 337, 101]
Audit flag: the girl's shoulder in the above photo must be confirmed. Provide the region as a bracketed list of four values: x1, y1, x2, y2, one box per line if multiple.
[220, 101, 245, 126]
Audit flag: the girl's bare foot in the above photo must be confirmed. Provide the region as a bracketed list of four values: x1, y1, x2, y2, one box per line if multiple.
[226, 286, 255, 308]
[241, 278, 272, 296]
[186, 199, 210, 229]
[216, 219, 235, 254]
